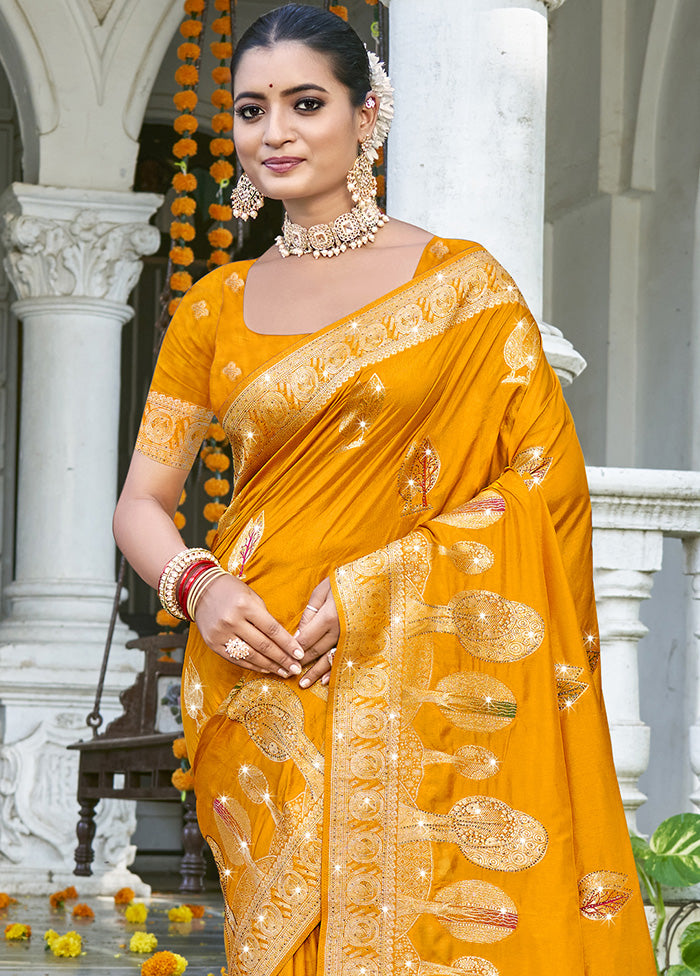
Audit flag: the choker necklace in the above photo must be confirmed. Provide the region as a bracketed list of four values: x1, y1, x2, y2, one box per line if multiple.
[275, 200, 389, 259]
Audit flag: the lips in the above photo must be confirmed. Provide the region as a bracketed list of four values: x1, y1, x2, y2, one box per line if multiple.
[263, 157, 304, 173]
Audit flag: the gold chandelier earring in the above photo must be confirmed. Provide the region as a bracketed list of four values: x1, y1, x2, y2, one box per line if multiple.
[346, 135, 377, 209]
[230, 172, 264, 220]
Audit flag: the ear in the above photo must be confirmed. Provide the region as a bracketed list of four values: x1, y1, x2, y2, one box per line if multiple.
[356, 91, 380, 144]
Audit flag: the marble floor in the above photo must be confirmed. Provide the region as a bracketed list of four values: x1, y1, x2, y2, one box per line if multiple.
[0, 888, 225, 976]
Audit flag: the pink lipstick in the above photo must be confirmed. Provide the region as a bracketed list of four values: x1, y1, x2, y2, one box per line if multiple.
[263, 157, 304, 173]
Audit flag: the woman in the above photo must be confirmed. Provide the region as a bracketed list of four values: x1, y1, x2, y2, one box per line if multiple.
[114, 6, 657, 975]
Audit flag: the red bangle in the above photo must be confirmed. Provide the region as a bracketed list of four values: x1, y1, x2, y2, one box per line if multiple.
[176, 559, 216, 617]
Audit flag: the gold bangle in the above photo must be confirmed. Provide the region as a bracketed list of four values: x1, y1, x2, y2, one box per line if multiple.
[158, 547, 221, 619]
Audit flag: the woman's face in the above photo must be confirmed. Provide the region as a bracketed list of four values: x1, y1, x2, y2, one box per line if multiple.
[233, 41, 373, 207]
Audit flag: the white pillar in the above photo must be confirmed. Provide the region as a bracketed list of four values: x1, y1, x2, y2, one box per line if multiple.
[387, 0, 584, 385]
[684, 537, 700, 811]
[0, 182, 160, 893]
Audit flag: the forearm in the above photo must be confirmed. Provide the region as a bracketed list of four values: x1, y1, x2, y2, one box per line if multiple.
[113, 494, 187, 591]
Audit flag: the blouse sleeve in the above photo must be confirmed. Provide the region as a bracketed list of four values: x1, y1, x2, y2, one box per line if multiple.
[134, 272, 223, 471]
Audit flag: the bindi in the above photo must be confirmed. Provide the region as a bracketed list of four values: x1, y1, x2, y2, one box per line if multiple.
[269, 83, 273, 88]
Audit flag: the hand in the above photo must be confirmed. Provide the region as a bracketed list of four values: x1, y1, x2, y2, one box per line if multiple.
[194, 574, 305, 677]
[296, 577, 340, 688]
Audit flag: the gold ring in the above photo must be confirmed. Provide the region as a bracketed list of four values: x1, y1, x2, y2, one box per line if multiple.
[225, 637, 251, 660]
[327, 647, 336, 665]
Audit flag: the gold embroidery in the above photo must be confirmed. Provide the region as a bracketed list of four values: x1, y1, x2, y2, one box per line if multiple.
[418, 955, 501, 975]
[405, 589, 545, 664]
[434, 488, 506, 529]
[502, 316, 540, 386]
[135, 391, 211, 470]
[556, 662, 589, 711]
[223, 249, 525, 490]
[512, 445, 553, 490]
[228, 512, 265, 579]
[337, 373, 386, 450]
[404, 671, 517, 732]
[183, 657, 207, 733]
[398, 880, 518, 944]
[191, 299, 209, 320]
[223, 360, 243, 382]
[584, 630, 600, 672]
[578, 870, 632, 921]
[429, 239, 450, 259]
[398, 437, 441, 515]
[440, 540, 495, 574]
[226, 271, 244, 292]
[420, 742, 501, 781]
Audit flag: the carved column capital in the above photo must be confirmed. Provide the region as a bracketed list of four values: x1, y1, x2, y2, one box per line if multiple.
[0, 182, 161, 304]
[542, 0, 568, 9]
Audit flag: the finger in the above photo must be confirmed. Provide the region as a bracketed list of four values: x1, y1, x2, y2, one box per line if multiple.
[230, 622, 303, 678]
[299, 632, 336, 667]
[246, 603, 304, 662]
[299, 648, 335, 688]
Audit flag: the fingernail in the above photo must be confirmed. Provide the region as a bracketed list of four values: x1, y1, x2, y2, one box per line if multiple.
[321, 674, 330, 685]
[293, 629, 300, 638]
[290, 664, 302, 675]
[299, 678, 309, 688]
[293, 648, 304, 660]
[278, 668, 289, 678]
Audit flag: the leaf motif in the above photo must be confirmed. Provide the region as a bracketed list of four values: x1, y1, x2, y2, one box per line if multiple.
[640, 813, 700, 886]
[434, 489, 506, 530]
[512, 446, 553, 490]
[228, 511, 265, 579]
[501, 318, 540, 385]
[183, 658, 206, 733]
[398, 437, 441, 515]
[555, 663, 589, 711]
[578, 870, 632, 921]
[337, 373, 385, 450]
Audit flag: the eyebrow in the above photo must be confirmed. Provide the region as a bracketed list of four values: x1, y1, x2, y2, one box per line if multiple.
[234, 83, 329, 104]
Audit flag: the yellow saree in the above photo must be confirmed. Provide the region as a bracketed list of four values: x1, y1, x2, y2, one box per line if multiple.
[135, 238, 656, 976]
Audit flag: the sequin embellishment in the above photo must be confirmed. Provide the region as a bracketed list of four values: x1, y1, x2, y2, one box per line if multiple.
[513, 446, 553, 489]
[578, 871, 632, 921]
[135, 391, 212, 470]
[227, 512, 265, 580]
[183, 657, 207, 733]
[337, 373, 386, 450]
[556, 662, 589, 711]
[501, 316, 540, 386]
[398, 437, 441, 515]
[191, 299, 209, 320]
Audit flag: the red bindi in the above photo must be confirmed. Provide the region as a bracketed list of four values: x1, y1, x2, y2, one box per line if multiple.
[269, 83, 273, 88]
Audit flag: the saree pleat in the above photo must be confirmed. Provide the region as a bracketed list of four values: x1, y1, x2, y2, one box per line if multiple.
[135, 239, 656, 976]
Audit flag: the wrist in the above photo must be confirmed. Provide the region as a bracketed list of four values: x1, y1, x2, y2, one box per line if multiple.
[158, 547, 224, 620]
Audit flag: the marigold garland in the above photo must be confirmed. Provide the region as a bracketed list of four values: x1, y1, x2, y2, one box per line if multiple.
[171, 197, 196, 218]
[203, 502, 226, 523]
[212, 112, 233, 133]
[184, 0, 205, 11]
[210, 159, 234, 182]
[156, 608, 182, 629]
[125, 903, 149, 924]
[179, 19, 203, 37]
[210, 41, 232, 61]
[130, 931, 159, 953]
[170, 271, 193, 291]
[173, 90, 197, 112]
[207, 0, 234, 271]
[4, 922, 30, 940]
[173, 114, 199, 135]
[114, 887, 135, 906]
[203, 452, 230, 472]
[141, 950, 188, 976]
[329, 4, 349, 20]
[173, 511, 187, 530]
[173, 138, 198, 160]
[207, 422, 226, 441]
[177, 43, 200, 61]
[212, 66, 231, 85]
[204, 477, 230, 497]
[172, 737, 189, 760]
[211, 88, 233, 109]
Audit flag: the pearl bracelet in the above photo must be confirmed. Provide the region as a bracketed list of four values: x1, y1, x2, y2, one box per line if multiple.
[158, 547, 221, 620]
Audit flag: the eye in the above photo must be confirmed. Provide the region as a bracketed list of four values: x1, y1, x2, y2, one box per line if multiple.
[296, 97, 323, 112]
[235, 104, 263, 120]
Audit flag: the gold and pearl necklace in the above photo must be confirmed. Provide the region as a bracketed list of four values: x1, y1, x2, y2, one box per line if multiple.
[275, 200, 389, 259]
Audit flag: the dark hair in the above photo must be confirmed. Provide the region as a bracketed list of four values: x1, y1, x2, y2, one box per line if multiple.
[232, 4, 371, 108]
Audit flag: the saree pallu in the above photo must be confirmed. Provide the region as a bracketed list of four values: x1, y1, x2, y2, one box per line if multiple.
[135, 240, 656, 976]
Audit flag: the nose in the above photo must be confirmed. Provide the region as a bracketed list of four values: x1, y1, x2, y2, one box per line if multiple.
[262, 106, 294, 149]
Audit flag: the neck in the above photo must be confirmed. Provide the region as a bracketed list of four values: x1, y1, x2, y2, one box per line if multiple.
[282, 186, 356, 228]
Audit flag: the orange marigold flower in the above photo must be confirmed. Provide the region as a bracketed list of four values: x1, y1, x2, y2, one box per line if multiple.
[376, 174, 386, 197]
[211, 16, 231, 35]
[172, 737, 188, 760]
[71, 903, 94, 919]
[64, 888, 78, 900]
[210, 159, 234, 182]
[173, 90, 198, 112]
[210, 41, 233, 61]
[212, 112, 233, 133]
[215, 0, 230, 8]
[4, 923, 30, 940]
[170, 271, 193, 292]
[180, 18, 203, 38]
[200, 445, 214, 459]
[177, 42, 200, 61]
[173, 511, 186, 530]
[172, 171, 197, 192]
[169, 245, 194, 267]
[209, 203, 232, 221]
[184, 0, 205, 12]
[171, 768, 195, 792]
[168, 298, 182, 316]
[210, 138, 234, 158]
[0, 893, 16, 909]
[173, 138, 198, 160]
[376, 145, 384, 166]
[212, 66, 231, 85]
[174, 64, 199, 87]
[203, 502, 226, 524]
[156, 609, 181, 629]
[49, 891, 66, 909]
[365, 0, 378, 4]
[170, 221, 195, 242]
[141, 949, 188, 976]
[170, 197, 196, 217]
[211, 88, 233, 109]
[179, 488, 187, 505]
[183, 904, 205, 918]
[174, 114, 198, 135]
[114, 887, 135, 906]
[204, 477, 230, 497]
[204, 452, 230, 472]
[205, 528, 218, 548]
[207, 422, 226, 441]
[209, 250, 230, 267]
[329, 5, 348, 20]
[208, 227, 233, 249]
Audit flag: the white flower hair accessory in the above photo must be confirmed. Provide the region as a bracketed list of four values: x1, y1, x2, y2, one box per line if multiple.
[365, 49, 394, 163]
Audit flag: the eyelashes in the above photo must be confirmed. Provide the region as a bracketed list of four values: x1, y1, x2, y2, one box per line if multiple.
[234, 97, 325, 120]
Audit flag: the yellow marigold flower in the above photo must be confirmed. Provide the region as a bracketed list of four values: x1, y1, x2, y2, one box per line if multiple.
[204, 477, 229, 498]
[170, 221, 195, 242]
[208, 203, 231, 221]
[210, 138, 234, 158]
[48, 930, 82, 957]
[141, 950, 189, 976]
[183, 904, 205, 918]
[172, 767, 195, 792]
[212, 16, 231, 35]
[0, 893, 16, 909]
[5, 923, 30, 940]
[210, 160, 234, 183]
[205, 529, 217, 548]
[210, 41, 233, 61]
[329, 4, 348, 20]
[168, 298, 182, 317]
[212, 66, 231, 85]
[173, 138, 198, 160]
[125, 903, 149, 924]
[130, 931, 158, 953]
[169, 246, 194, 267]
[71, 903, 94, 919]
[206, 422, 226, 441]
[209, 249, 230, 267]
[208, 228, 233, 249]
[184, 0, 205, 12]
[203, 502, 226, 524]
[173, 511, 186, 530]
[173, 90, 197, 112]
[170, 271, 193, 292]
[204, 452, 230, 472]
[211, 89, 233, 109]
[172, 171, 197, 192]
[174, 114, 198, 135]
[172, 737, 188, 760]
[174, 64, 199, 87]
[114, 887, 135, 906]
[156, 609, 181, 629]
[177, 42, 200, 62]
[168, 906, 194, 924]
[170, 197, 196, 217]
[179, 18, 203, 38]
[44, 928, 58, 943]
[212, 112, 233, 134]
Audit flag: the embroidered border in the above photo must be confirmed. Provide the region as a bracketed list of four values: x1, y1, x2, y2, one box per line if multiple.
[135, 391, 212, 470]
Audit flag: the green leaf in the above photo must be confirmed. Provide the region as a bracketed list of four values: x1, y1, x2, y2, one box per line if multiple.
[667, 966, 700, 976]
[639, 814, 700, 886]
[681, 923, 700, 970]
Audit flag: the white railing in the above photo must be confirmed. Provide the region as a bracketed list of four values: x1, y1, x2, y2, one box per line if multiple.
[588, 466, 700, 832]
